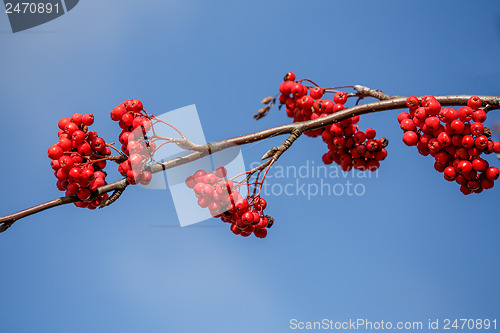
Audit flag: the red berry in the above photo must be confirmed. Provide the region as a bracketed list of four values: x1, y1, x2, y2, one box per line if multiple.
[406, 96, 419, 108]
[122, 113, 134, 126]
[366, 139, 379, 152]
[434, 162, 446, 172]
[456, 160, 473, 174]
[444, 166, 457, 180]
[299, 95, 314, 110]
[450, 119, 465, 134]
[428, 139, 441, 153]
[481, 178, 495, 189]
[322, 100, 334, 114]
[197, 197, 209, 208]
[57, 137, 72, 152]
[485, 167, 499, 181]
[241, 211, 254, 225]
[48, 145, 64, 160]
[472, 110, 487, 123]
[460, 185, 472, 195]
[374, 148, 388, 161]
[58, 117, 71, 130]
[51, 159, 61, 171]
[256, 217, 269, 229]
[444, 108, 458, 123]
[140, 171, 152, 185]
[254, 228, 268, 238]
[82, 113, 94, 126]
[236, 199, 249, 213]
[424, 116, 440, 130]
[71, 113, 83, 126]
[322, 152, 333, 164]
[279, 81, 294, 95]
[494, 141, 500, 154]
[467, 179, 481, 191]
[329, 123, 343, 136]
[437, 132, 451, 147]
[461, 135, 475, 148]
[68, 167, 81, 180]
[402, 131, 418, 146]
[353, 131, 366, 144]
[427, 99, 441, 115]
[467, 96, 482, 110]
[64, 122, 79, 136]
[332, 103, 345, 113]
[254, 197, 267, 210]
[333, 91, 347, 104]
[129, 100, 143, 112]
[71, 130, 86, 143]
[400, 118, 415, 131]
[397, 112, 410, 123]
[458, 106, 473, 122]
[56, 167, 69, 180]
[309, 87, 324, 99]
[434, 151, 449, 165]
[91, 137, 106, 152]
[283, 72, 295, 81]
[475, 135, 488, 150]
[471, 158, 487, 172]
[111, 105, 127, 121]
[365, 128, 376, 139]
[193, 183, 205, 196]
[414, 107, 427, 120]
[77, 142, 92, 156]
[470, 122, 484, 136]
[230, 224, 242, 235]
[77, 188, 91, 201]
[291, 83, 306, 97]
[89, 177, 106, 191]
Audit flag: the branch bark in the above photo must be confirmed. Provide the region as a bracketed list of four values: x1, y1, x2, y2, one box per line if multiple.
[1, 92, 499, 233]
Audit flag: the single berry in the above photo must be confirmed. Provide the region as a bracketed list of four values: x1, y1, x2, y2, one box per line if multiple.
[467, 96, 482, 109]
[283, 72, 295, 81]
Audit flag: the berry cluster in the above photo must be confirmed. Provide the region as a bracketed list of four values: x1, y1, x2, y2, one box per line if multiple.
[321, 125, 387, 171]
[278, 72, 387, 171]
[48, 113, 110, 209]
[110, 99, 154, 185]
[185, 166, 273, 238]
[399, 95, 500, 194]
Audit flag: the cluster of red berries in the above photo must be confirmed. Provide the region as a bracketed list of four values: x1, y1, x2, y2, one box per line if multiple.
[278, 72, 387, 171]
[399, 95, 500, 194]
[321, 124, 387, 172]
[110, 99, 154, 185]
[185, 166, 273, 238]
[48, 113, 110, 209]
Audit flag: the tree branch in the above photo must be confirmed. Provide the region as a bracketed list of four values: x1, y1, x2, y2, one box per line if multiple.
[0, 196, 78, 233]
[1, 91, 499, 233]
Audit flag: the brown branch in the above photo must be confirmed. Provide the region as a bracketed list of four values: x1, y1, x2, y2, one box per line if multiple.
[261, 128, 303, 161]
[352, 85, 400, 100]
[0, 196, 78, 233]
[1, 91, 499, 233]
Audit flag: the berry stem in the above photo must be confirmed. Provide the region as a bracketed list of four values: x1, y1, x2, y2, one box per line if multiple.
[297, 78, 321, 87]
[106, 143, 127, 157]
[151, 116, 187, 139]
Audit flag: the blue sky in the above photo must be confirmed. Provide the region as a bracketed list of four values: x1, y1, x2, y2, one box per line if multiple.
[0, 1, 499, 332]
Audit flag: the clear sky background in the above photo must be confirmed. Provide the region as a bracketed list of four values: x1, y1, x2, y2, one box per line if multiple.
[0, 1, 499, 332]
